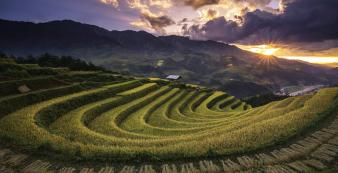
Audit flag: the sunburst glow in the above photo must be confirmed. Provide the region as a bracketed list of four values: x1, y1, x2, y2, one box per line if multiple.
[236, 44, 280, 56]
[280, 56, 338, 64]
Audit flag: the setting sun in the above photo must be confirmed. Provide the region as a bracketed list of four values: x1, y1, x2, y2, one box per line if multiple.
[235, 44, 338, 65]
[236, 44, 280, 56]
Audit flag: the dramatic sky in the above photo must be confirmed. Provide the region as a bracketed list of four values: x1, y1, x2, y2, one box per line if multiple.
[1, 0, 338, 64]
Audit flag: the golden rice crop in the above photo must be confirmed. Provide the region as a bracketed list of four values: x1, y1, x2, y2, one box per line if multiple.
[0, 79, 337, 162]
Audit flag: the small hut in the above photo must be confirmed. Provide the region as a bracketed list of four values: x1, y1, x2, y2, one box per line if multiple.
[166, 75, 181, 80]
[18, 85, 31, 93]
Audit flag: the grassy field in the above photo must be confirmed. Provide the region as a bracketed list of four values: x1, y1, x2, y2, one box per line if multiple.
[1, 59, 338, 172]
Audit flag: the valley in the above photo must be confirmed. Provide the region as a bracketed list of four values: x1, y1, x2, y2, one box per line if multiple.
[1, 19, 337, 98]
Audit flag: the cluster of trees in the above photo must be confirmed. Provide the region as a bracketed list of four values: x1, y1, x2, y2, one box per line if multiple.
[244, 93, 289, 107]
[1, 53, 104, 71]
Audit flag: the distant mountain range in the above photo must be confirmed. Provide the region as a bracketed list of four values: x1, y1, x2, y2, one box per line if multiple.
[1, 19, 337, 97]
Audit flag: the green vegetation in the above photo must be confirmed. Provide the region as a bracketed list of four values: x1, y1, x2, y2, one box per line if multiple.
[244, 93, 289, 107]
[1, 56, 338, 173]
[0, 75, 337, 162]
[13, 53, 105, 71]
[0, 53, 113, 81]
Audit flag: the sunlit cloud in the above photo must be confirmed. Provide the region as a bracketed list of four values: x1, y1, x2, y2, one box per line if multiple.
[198, 9, 219, 21]
[182, 0, 220, 9]
[100, 0, 119, 7]
[149, 0, 173, 9]
[127, 0, 152, 14]
[278, 0, 295, 12]
[130, 20, 151, 30]
[132, 14, 175, 34]
[96, 0, 338, 64]
[98, 0, 285, 35]
[118, 0, 174, 34]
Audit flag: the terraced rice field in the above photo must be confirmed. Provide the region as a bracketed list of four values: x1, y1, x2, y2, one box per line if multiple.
[0, 77, 338, 173]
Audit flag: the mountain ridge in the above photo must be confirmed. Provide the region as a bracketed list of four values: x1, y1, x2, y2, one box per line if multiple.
[1, 19, 337, 97]
[0, 19, 243, 55]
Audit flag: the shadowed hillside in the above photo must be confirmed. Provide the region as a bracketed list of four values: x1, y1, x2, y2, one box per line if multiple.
[1, 19, 337, 97]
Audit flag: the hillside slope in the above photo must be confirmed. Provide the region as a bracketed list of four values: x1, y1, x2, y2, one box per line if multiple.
[1, 19, 337, 97]
[0, 57, 338, 172]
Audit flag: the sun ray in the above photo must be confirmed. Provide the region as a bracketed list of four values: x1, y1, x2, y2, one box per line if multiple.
[235, 44, 280, 56]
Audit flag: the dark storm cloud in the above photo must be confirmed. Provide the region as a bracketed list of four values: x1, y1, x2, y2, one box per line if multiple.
[184, 0, 338, 50]
[183, 0, 220, 9]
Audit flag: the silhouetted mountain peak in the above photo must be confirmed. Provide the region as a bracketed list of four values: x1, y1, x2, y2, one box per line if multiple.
[0, 19, 241, 53]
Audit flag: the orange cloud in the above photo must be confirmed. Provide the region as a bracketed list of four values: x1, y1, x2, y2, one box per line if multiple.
[198, 9, 220, 21]
[149, 0, 173, 9]
[183, 0, 220, 9]
[127, 0, 175, 34]
[100, 0, 119, 7]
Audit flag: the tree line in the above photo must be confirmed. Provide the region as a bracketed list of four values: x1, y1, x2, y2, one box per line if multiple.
[0, 52, 105, 71]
